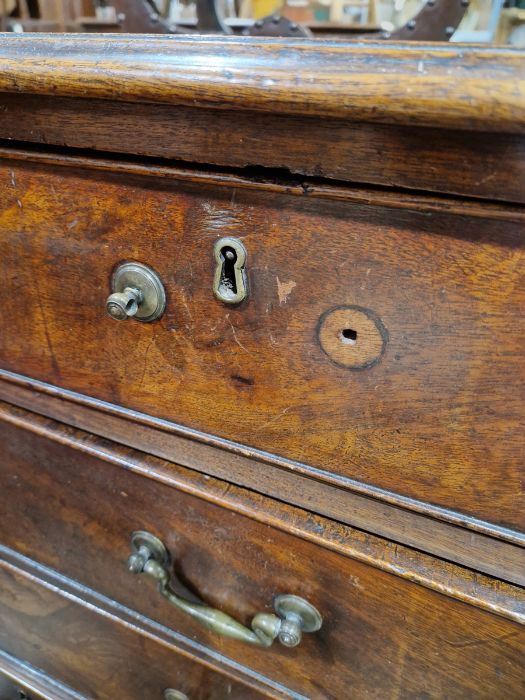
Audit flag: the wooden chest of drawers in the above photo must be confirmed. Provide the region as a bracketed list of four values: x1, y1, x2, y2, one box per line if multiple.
[0, 34, 523, 699]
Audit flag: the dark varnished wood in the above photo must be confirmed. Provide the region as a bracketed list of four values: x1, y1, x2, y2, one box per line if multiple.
[0, 36, 524, 699]
[0, 406, 524, 699]
[2, 146, 520, 222]
[0, 35, 523, 132]
[1, 402, 523, 622]
[1, 96, 524, 204]
[0, 558, 282, 700]
[2, 375, 524, 588]
[0, 156, 523, 535]
[0, 35, 524, 204]
[0, 551, 297, 700]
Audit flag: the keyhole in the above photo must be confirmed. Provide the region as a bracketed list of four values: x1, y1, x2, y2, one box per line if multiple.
[221, 246, 238, 295]
[213, 237, 248, 304]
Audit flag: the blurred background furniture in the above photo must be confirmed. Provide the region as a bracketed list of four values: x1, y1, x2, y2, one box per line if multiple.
[1, 0, 524, 40]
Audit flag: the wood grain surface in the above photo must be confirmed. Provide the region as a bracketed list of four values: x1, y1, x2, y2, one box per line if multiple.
[0, 35, 523, 132]
[0, 413, 524, 699]
[1, 96, 524, 204]
[0, 35, 524, 700]
[0, 401, 523, 620]
[0, 156, 523, 533]
[2, 379, 524, 589]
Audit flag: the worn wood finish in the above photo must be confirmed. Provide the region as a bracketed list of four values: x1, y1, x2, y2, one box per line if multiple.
[0, 36, 524, 698]
[0, 413, 524, 699]
[0, 550, 297, 700]
[1, 96, 525, 204]
[2, 146, 521, 223]
[0, 35, 523, 133]
[0, 157, 523, 534]
[1, 402, 524, 622]
[2, 376, 525, 588]
[0, 559, 281, 700]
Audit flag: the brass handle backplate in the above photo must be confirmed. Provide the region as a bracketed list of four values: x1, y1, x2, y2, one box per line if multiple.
[106, 262, 166, 322]
[127, 531, 322, 649]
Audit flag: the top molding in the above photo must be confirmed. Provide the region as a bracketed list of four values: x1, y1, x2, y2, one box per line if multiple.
[0, 34, 523, 133]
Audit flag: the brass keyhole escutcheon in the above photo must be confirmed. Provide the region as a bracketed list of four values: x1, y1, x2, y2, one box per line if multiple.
[106, 262, 166, 323]
[213, 237, 248, 304]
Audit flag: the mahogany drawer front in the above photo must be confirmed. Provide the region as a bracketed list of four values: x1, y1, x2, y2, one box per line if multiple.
[0, 562, 274, 700]
[1, 415, 525, 700]
[1, 38, 525, 205]
[0, 158, 523, 532]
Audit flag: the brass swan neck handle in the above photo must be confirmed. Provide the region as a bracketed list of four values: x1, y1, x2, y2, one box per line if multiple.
[127, 531, 322, 649]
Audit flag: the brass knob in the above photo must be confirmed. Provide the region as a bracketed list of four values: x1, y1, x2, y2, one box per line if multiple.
[127, 549, 148, 573]
[164, 691, 189, 700]
[277, 615, 303, 647]
[107, 262, 166, 323]
[106, 287, 143, 321]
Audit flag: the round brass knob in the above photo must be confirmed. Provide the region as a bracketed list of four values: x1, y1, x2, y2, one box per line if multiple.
[164, 690, 189, 700]
[127, 551, 147, 573]
[106, 287, 143, 321]
[107, 262, 166, 323]
[273, 594, 322, 648]
[277, 616, 303, 647]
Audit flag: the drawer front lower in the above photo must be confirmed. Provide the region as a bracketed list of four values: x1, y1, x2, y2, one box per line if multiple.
[0, 561, 272, 700]
[1, 414, 524, 699]
[0, 670, 49, 700]
[0, 158, 523, 531]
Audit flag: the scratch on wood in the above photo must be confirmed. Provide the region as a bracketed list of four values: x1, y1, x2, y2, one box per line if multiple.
[221, 482, 232, 498]
[348, 574, 363, 590]
[226, 313, 252, 356]
[138, 337, 155, 387]
[276, 276, 296, 305]
[444, 631, 519, 649]
[180, 292, 194, 326]
[476, 172, 497, 186]
[257, 406, 292, 431]
[34, 278, 61, 380]
[360, 268, 371, 290]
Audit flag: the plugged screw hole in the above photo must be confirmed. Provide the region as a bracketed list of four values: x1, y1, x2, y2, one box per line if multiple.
[340, 328, 357, 345]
